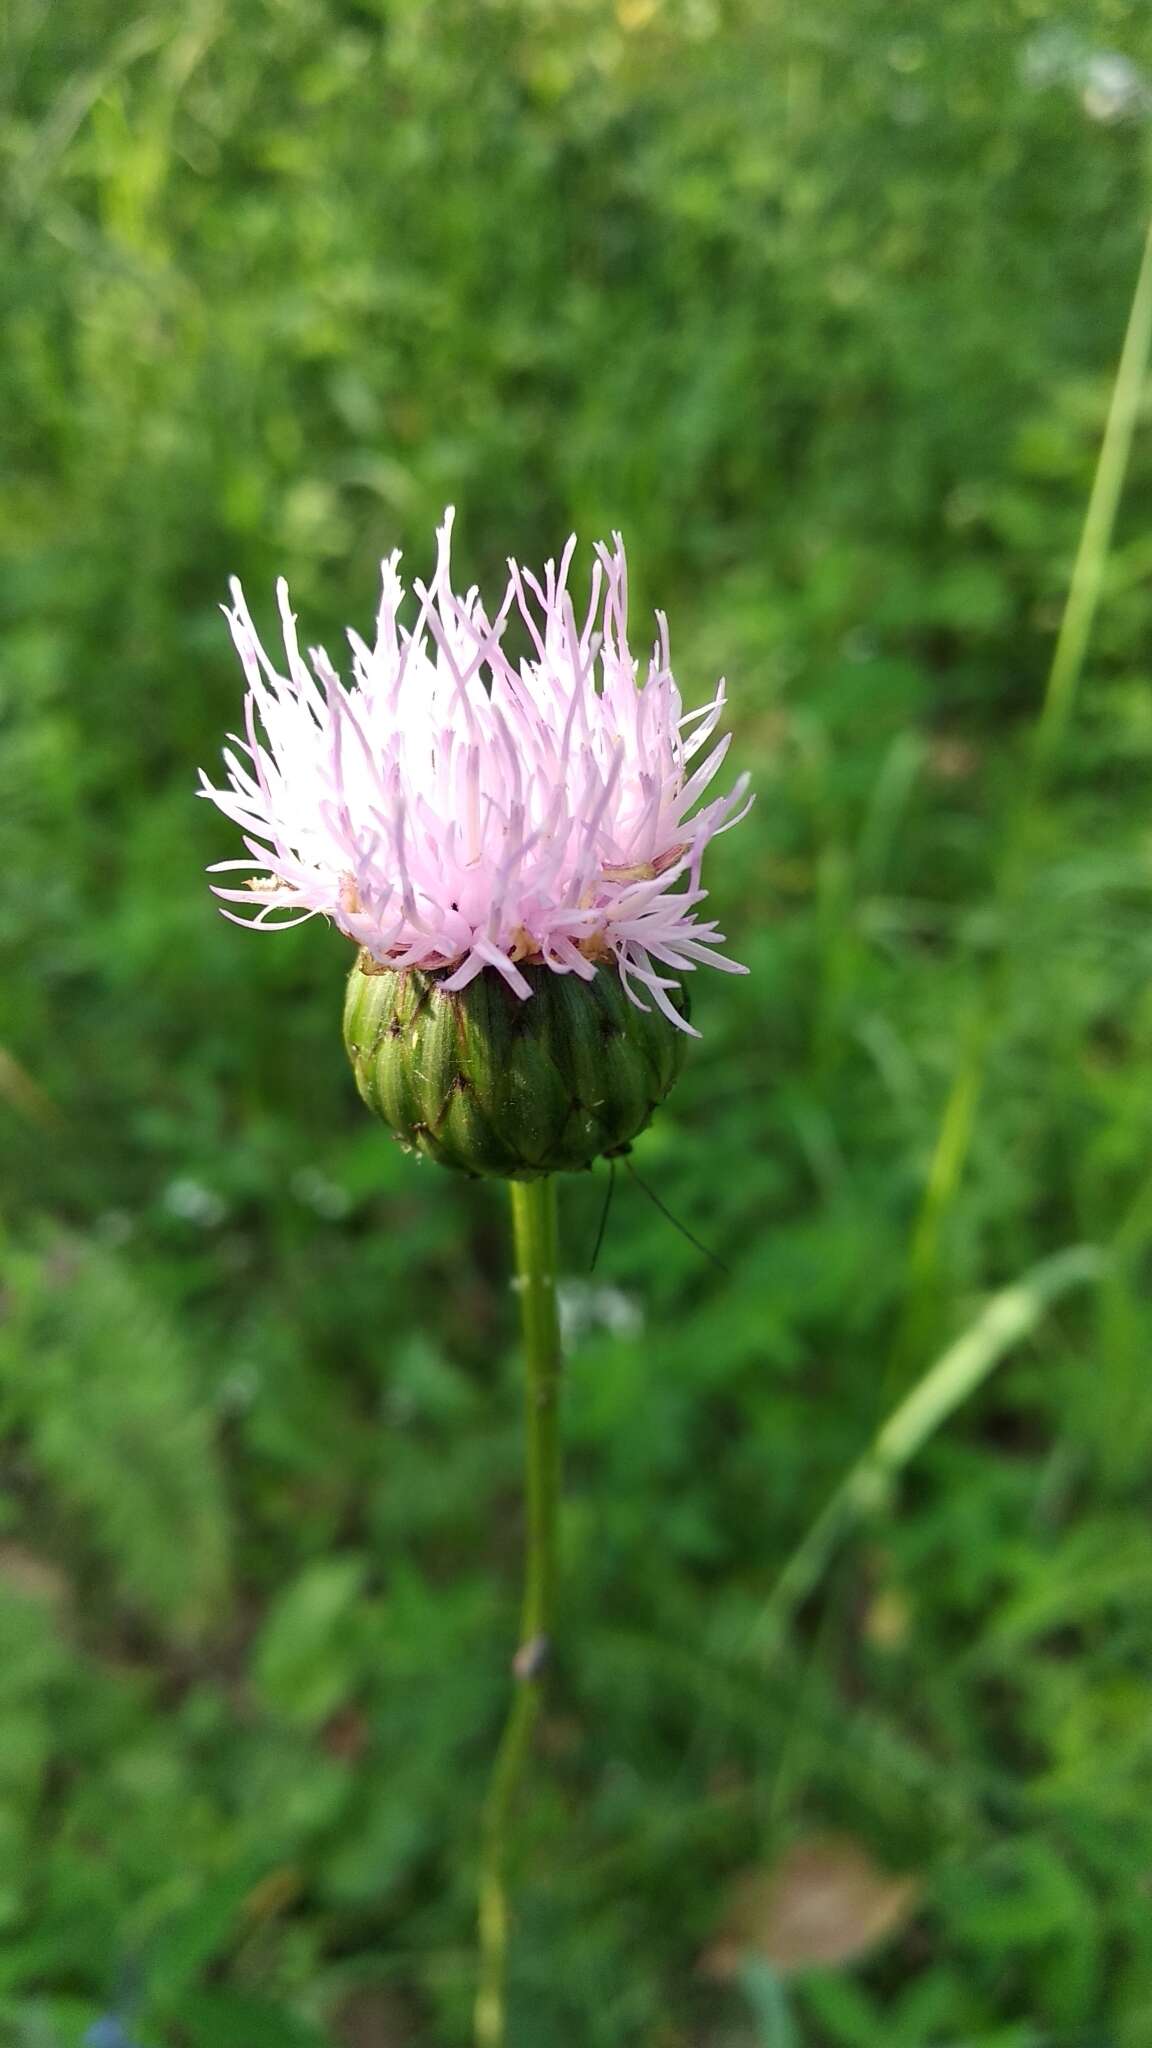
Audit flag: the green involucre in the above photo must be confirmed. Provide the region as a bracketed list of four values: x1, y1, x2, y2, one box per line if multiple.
[343, 956, 689, 1178]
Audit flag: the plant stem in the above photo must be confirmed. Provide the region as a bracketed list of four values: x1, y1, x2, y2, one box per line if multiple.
[753, 1243, 1103, 1649]
[1034, 212, 1152, 769]
[474, 1176, 563, 2048]
[889, 214, 1152, 1380]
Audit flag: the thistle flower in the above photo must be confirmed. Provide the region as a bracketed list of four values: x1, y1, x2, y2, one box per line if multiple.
[201, 513, 751, 1175]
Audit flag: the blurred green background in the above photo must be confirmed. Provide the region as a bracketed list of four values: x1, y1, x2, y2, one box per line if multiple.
[4, 2, 1152, 2043]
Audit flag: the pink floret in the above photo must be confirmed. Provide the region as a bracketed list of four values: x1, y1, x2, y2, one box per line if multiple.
[199, 511, 752, 1036]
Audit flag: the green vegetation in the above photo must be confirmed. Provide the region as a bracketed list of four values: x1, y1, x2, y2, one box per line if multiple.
[4, 2, 1152, 2042]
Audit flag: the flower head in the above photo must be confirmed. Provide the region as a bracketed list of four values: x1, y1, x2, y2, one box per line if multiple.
[200, 512, 751, 1036]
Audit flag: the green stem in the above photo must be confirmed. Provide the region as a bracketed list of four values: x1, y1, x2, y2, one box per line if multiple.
[890, 214, 1152, 1378]
[474, 1176, 563, 2048]
[753, 1244, 1103, 1649]
[1034, 213, 1152, 769]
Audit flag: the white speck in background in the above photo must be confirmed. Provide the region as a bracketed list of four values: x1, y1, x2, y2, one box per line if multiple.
[557, 1281, 645, 1349]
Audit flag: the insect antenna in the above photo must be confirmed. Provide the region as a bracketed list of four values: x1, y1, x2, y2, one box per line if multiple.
[623, 1157, 728, 1276]
[589, 1157, 617, 1272]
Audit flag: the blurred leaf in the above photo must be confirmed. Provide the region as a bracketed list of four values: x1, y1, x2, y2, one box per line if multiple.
[0, 1235, 231, 1641]
[175, 1988, 331, 2048]
[140, 1861, 271, 2012]
[703, 1836, 920, 1979]
[251, 1556, 369, 1727]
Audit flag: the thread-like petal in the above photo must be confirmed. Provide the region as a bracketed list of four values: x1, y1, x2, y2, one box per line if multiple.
[200, 515, 751, 1025]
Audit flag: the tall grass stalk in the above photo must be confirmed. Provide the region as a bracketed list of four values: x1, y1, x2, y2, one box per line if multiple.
[754, 1245, 1104, 1647]
[892, 214, 1152, 1377]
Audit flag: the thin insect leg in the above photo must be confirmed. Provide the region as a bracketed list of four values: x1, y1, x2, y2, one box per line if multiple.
[624, 1158, 729, 1277]
[589, 1158, 617, 1272]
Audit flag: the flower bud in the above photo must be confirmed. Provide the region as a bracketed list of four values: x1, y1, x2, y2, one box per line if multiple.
[343, 955, 688, 1178]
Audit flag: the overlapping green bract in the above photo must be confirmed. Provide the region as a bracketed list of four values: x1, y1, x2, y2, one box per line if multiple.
[343, 957, 687, 1178]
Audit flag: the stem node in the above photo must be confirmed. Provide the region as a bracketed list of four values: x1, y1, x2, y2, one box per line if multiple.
[512, 1634, 551, 1682]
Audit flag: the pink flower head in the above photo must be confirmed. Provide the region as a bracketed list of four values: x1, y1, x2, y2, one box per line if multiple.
[200, 512, 752, 1036]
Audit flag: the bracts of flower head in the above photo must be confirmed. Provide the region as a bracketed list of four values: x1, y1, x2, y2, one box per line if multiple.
[198, 511, 753, 1040]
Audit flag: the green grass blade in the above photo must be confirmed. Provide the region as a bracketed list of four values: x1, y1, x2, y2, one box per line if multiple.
[753, 1245, 1105, 1647]
[1036, 214, 1152, 764]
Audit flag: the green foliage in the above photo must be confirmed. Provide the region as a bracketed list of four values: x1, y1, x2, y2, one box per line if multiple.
[3, 0, 1152, 2042]
[0, 1237, 232, 1641]
[252, 1557, 370, 1727]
